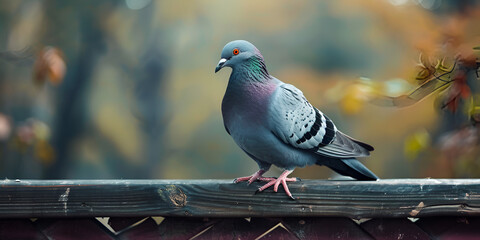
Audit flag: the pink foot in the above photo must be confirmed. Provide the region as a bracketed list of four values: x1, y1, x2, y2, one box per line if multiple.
[256, 170, 297, 200]
[234, 170, 275, 185]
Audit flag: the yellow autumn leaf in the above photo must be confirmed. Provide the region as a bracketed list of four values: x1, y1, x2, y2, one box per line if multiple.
[340, 81, 373, 115]
[404, 129, 431, 161]
[35, 139, 55, 166]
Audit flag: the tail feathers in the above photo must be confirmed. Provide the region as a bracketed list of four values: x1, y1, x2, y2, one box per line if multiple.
[343, 134, 374, 152]
[352, 140, 374, 152]
[323, 158, 378, 181]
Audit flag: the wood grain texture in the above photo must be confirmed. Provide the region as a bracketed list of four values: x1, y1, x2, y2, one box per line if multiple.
[1, 179, 480, 218]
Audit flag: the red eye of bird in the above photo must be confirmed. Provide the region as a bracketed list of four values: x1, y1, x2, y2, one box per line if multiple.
[233, 48, 239, 55]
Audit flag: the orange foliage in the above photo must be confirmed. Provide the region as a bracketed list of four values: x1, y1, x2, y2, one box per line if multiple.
[33, 46, 66, 85]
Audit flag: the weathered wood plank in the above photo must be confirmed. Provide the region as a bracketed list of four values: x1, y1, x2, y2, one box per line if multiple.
[0, 179, 480, 218]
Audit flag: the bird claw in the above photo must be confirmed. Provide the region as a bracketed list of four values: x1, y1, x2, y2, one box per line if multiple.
[254, 170, 297, 199]
[233, 175, 257, 184]
[238, 170, 298, 200]
[234, 170, 275, 185]
[256, 187, 296, 200]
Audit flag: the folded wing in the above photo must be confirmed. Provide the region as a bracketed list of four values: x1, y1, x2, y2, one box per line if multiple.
[269, 83, 373, 158]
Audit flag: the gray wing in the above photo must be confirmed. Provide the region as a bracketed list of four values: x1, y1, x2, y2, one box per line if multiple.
[269, 83, 372, 158]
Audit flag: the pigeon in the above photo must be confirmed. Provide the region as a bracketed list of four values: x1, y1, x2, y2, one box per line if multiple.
[215, 40, 378, 199]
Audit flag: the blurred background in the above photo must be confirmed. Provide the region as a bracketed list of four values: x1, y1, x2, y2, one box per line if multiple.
[0, 0, 479, 180]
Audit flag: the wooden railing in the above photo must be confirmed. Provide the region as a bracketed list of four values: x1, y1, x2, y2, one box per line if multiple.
[1, 179, 480, 239]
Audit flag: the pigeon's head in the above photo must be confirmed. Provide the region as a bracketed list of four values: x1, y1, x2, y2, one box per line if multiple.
[215, 40, 265, 73]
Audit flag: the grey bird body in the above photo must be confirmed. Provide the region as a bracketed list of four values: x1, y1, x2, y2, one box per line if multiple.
[223, 77, 318, 170]
[216, 40, 378, 198]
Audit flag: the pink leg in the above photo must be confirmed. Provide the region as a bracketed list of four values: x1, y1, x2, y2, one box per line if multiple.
[256, 170, 297, 200]
[234, 170, 276, 185]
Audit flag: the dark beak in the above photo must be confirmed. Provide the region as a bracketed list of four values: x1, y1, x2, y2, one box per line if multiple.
[215, 58, 227, 73]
